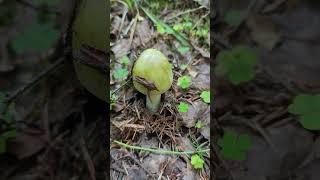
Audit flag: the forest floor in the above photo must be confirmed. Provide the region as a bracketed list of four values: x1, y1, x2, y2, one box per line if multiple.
[0, 1, 106, 180]
[213, 0, 320, 179]
[110, 0, 210, 179]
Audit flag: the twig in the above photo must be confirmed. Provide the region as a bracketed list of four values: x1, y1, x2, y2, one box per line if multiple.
[113, 140, 209, 155]
[80, 138, 96, 180]
[5, 57, 65, 106]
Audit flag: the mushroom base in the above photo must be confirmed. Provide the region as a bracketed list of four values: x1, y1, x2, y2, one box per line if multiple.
[146, 93, 161, 112]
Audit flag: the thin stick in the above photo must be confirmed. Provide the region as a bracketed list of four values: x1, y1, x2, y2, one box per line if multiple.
[5, 57, 65, 105]
[113, 140, 210, 155]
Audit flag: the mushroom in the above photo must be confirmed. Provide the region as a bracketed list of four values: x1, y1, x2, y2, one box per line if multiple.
[132, 49, 173, 112]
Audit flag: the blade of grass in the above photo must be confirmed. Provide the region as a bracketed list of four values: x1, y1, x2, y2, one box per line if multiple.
[137, 5, 190, 47]
[114, 140, 209, 155]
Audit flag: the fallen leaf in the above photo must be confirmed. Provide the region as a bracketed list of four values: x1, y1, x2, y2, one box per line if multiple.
[246, 14, 282, 50]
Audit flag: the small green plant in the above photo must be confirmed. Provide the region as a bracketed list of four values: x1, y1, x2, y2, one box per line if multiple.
[200, 90, 210, 103]
[113, 68, 129, 80]
[109, 92, 118, 110]
[179, 64, 188, 70]
[178, 102, 189, 113]
[195, 121, 203, 129]
[120, 56, 130, 66]
[191, 154, 204, 169]
[11, 22, 59, 54]
[218, 131, 252, 161]
[215, 46, 257, 85]
[224, 10, 247, 27]
[177, 46, 190, 54]
[177, 75, 191, 89]
[288, 94, 320, 130]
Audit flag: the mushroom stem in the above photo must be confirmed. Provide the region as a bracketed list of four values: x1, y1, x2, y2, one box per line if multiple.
[146, 93, 161, 112]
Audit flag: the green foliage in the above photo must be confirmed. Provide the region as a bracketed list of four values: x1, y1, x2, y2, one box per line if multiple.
[288, 94, 320, 130]
[109, 92, 118, 110]
[124, 0, 134, 10]
[11, 23, 59, 54]
[195, 121, 203, 129]
[177, 75, 191, 89]
[200, 91, 210, 103]
[32, 0, 62, 6]
[179, 64, 188, 70]
[215, 46, 257, 85]
[191, 154, 204, 169]
[120, 56, 130, 66]
[177, 46, 190, 54]
[224, 10, 246, 27]
[113, 68, 129, 80]
[194, 26, 209, 38]
[178, 102, 189, 113]
[140, 6, 190, 47]
[218, 131, 252, 161]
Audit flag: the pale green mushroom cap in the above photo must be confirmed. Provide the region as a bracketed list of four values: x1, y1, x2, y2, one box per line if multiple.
[132, 49, 173, 95]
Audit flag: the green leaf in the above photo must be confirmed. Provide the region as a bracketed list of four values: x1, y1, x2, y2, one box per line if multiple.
[140, 6, 190, 47]
[156, 24, 166, 34]
[200, 91, 210, 103]
[183, 22, 193, 30]
[179, 64, 188, 70]
[224, 10, 247, 27]
[177, 46, 190, 54]
[195, 121, 203, 129]
[177, 75, 192, 89]
[178, 102, 189, 113]
[218, 131, 252, 161]
[120, 56, 130, 66]
[11, 23, 59, 54]
[191, 154, 204, 169]
[288, 94, 320, 130]
[113, 68, 129, 80]
[215, 46, 257, 85]
[173, 24, 184, 31]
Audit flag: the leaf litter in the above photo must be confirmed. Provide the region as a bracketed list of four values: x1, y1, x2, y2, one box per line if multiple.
[111, 0, 210, 179]
[213, 0, 320, 179]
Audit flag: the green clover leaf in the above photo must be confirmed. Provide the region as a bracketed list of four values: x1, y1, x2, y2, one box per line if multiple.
[113, 68, 129, 80]
[200, 91, 210, 103]
[224, 10, 247, 27]
[191, 154, 204, 169]
[288, 94, 320, 130]
[215, 46, 257, 85]
[11, 23, 59, 54]
[178, 102, 189, 113]
[218, 131, 252, 161]
[177, 75, 191, 89]
[195, 121, 203, 129]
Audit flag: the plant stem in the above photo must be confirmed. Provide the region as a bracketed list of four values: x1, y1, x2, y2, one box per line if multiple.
[146, 93, 161, 112]
[114, 140, 210, 155]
